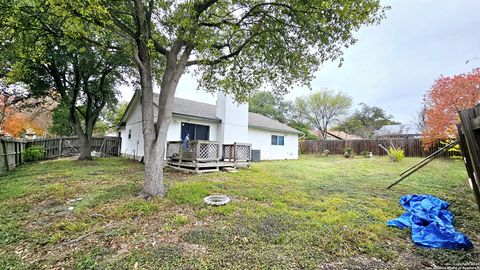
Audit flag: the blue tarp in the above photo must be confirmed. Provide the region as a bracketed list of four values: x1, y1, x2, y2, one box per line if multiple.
[387, 194, 473, 249]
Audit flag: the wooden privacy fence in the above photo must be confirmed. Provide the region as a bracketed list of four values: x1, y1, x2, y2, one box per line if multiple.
[457, 104, 480, 210]
[299, 138, 456, 158]
[0, 139, 26, 173]
[0, 136, 121, 173]
[28, 136, 121, 159]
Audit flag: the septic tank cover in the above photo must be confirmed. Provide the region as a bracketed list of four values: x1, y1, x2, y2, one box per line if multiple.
[203, 194, 230, 206]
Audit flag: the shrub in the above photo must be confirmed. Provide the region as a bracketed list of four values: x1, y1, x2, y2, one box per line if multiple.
[344, 148, 354, 158]
[441, 139, 462, 159]
[23, 145, 45, 162]
[388, 146, 404, 162]
[360, 151, 372, 158]
[321, 149, 330, 157]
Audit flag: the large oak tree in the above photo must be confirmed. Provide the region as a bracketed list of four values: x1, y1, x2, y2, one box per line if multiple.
[60, 0, 386, 197]
[0, 1, 129, 159]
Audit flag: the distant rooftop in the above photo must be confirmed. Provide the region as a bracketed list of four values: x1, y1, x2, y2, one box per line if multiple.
[375, 124, 421, 136]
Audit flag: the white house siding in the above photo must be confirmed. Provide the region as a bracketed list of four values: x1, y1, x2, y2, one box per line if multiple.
[216, 93, 249, 144]
[120, 101, 220, 160]
[119, 93, 300, 161]
[119, 98, 144, 159]
[248, 127, 298, 160]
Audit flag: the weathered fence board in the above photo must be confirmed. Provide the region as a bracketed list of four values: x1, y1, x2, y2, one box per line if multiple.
[458, 104, 480, 210]
[0, 136, 121, 174]
[299, 138, 456, 158]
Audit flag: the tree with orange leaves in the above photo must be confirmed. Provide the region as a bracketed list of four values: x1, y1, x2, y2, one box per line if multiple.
[422, 68, 480, 148]
[2, 112, 44, 138]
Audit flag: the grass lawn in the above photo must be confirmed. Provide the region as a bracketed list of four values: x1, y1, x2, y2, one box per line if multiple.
[0, 155, 479, 269]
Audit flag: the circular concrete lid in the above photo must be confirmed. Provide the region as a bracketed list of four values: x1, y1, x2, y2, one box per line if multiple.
[203, 195, 230, 206]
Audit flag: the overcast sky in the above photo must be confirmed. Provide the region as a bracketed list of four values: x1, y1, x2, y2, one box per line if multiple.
[119, 0, 480, 124]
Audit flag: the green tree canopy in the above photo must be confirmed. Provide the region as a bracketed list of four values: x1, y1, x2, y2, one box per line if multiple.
[0, 0, 129, 158]
[249, 91, 292, 124]
[296, 89, 352, 139]
[49, 100, 74, 136]
[334, 103, 399, 138]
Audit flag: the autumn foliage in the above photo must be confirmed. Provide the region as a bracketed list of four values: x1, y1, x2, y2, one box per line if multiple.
[422, 68, 480, 148]
[2, 112, 44, 137]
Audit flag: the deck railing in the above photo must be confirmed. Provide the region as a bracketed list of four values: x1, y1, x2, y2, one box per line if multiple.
[166, 140, 222, 162]
[166, 141, 252, 163]
[222, 143, 252, 162]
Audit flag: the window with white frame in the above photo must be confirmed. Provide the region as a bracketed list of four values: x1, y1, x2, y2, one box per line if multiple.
[271, 135, 284, 145]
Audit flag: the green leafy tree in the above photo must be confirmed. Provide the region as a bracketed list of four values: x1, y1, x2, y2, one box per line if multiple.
[94, 101, 129, 134]
[335, 103, 399, 138]
[296, 90, 352, 139]
[49, 100, 74, 136]
[0, 1, 128, 159]
[63, 0, 387, 197]
[249, 91, 291, 124]
[289, 121, 317, 140]
[50, 101, 128, 136]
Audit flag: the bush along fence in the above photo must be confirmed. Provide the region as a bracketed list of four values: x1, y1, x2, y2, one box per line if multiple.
[0, 136, 121, 173]
[299, 138, 457, 158]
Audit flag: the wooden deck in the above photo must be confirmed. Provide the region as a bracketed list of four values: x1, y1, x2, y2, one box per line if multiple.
[166, 140, 252, 173]
[166, 160, 250, 173]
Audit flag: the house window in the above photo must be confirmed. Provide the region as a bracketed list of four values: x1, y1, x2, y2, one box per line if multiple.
[181, 122, 210, 140]
[128, 129, 132, 139]
[271, 135, 284, 145]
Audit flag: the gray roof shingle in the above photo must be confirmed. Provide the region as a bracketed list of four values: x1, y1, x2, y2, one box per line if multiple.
[153, 94, 301, 134]
[248, 112, 302, 134]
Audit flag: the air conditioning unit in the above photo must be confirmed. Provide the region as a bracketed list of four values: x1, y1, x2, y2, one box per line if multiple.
[251, 149, 261, 162]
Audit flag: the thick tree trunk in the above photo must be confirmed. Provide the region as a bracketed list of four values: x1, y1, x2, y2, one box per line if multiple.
[139, 66, 166, 197]
[132, 0, 192, 198]
[78, 133, 92, 160]
[139, 58, 189, 198]
[71, 109, 96, 160]
[139, 70, 181, 198]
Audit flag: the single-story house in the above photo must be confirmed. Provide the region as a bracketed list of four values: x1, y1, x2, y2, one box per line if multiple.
[374, 124, 421, 139]
[118, 92, 301, 161]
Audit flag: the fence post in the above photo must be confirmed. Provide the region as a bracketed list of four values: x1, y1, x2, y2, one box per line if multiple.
[1, 139, 9, 172]
[18, 141, 22, 164]
[59, 137, 63, 157]
[43, 139, 47, 159]
[14, 142, 18, 165]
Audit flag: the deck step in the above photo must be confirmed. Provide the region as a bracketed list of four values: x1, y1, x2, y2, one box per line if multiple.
[166, 160, 250, 174]
[222, 167, 239, 173]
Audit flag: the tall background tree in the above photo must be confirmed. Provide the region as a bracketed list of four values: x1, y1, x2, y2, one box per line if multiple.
[334, 103, 399, 138]
[248, 91, 317, 139]
[422, 68, 480, 148]
[412, 105, 427, 135]
[296, 90, 352, 139]
[63, 0, 386, 197]
[0, 1, 129, 158]
[249, 91, 292, 124]
[49, 101, 128, 136]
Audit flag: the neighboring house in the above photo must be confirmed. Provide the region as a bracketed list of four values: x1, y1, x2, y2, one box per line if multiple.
[374, 124, 421, 139]
[311, 130, 362, 141]
[23, 128, 37, 140]
[118, 92, 301, 161]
